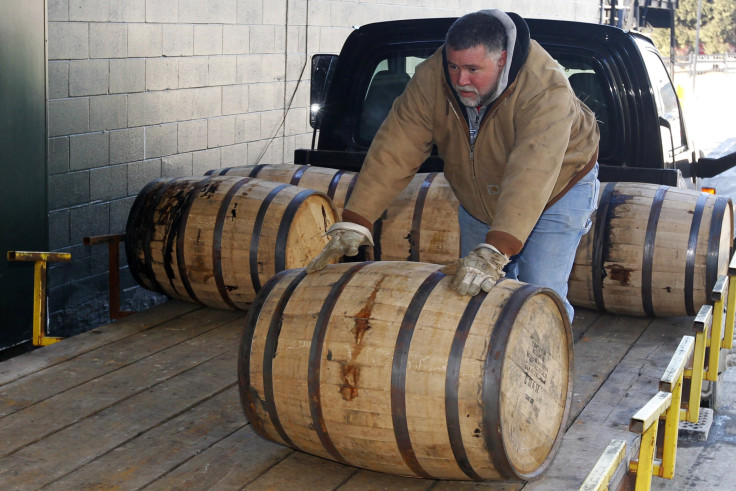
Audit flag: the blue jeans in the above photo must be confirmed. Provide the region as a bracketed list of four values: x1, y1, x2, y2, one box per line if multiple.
[459, 163, 599, 322]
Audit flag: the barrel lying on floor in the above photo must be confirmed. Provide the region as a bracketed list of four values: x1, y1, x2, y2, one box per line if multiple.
[125, 176, 338, 309]
[238, 261, 573, 481]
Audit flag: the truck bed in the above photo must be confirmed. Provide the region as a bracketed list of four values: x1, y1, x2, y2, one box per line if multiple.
[0, 299, 728, 489]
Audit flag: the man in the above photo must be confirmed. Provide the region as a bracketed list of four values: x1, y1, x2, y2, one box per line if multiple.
[307, 10, 600, 322]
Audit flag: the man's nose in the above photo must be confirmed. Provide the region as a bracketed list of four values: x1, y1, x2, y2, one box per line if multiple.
[457, 70, 471, 87]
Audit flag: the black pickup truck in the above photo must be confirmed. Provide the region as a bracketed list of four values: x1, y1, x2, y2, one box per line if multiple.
[297, 16, 736, 188]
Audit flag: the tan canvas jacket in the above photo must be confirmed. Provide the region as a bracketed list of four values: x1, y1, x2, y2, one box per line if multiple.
[343, 12, 599, 256]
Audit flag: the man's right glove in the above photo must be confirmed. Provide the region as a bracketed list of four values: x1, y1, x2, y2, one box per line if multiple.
[442, 243, 510, 295]
[305, 222, 374, 273]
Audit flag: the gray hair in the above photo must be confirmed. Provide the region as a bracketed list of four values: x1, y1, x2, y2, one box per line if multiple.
[445, 12, 507, 57]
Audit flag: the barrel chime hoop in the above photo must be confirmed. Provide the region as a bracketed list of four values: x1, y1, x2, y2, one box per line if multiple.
[261, 269, 309, 449]
[372, 211, 388, 261]
[326, 170, 345, 201]
[344, 172, 359, 204]
[125, 178, 167, 294]
[685, 193, 708, 316]
[409, 173, 438, 262]
[238, 269, 301, 442]
[289, 165, 310, 185]
[247, 164, 267, 177]
[390, 269, 445, 479]
[445, 291, 487, 481]
[592, 182, 616, 312]
[275, 189, 318, 273]
[249, 184, 290, 293]
[173, 177, 214, 305]
[212, 177, 253, 309]
[307, 262, 372, 465]
[706, 196, 730, 296]
[641, 185, 668, 317]
[482, 283, 541, 480]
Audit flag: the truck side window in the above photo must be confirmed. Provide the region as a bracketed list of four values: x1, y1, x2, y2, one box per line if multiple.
[358, 55, 428, 143]
[641, 49, 686, 159]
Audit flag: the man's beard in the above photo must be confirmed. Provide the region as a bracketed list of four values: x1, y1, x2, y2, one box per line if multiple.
[453, 83, 492, 108]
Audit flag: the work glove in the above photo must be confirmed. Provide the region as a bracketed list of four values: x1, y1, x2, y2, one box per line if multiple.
[305, 222, 374, 273]
[442, 243, 510, 295]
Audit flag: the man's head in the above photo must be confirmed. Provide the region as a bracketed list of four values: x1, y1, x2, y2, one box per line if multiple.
[445, 12, 508, 108]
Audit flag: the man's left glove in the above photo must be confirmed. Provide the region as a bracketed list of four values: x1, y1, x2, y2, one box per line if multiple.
[442, 243, 510, 295]
[305, 222, 374, 273]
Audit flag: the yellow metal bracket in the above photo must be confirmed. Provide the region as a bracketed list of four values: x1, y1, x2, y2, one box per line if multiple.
[7, 250, 72, 346]
[724, 252, 736, 349]
[579, 439, 627, 491]
[682, 305, 711, 423]
[628, 391, 672, 491]
[707, 275, 728, 381]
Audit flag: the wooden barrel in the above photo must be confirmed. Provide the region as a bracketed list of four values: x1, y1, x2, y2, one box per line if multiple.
[568, 182, 734, 317]
[238, 261, 573, 481]
[374, 172, 460, 265]
[206, 164, 358, 217]
[125, 175, 338, 309]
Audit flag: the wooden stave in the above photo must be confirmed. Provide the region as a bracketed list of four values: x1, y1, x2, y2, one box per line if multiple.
[238, 261, 573, 481]
[125, 175, 337, 309]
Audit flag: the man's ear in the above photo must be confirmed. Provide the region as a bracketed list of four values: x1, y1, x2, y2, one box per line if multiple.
[498, 50, 508, 68]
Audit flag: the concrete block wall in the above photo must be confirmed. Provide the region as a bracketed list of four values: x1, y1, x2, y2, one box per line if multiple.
[45, 0, 601, 334]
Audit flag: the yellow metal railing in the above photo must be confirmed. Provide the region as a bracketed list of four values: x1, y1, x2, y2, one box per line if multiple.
[6, 250, 72, 346]
[584, 248, 736, 490]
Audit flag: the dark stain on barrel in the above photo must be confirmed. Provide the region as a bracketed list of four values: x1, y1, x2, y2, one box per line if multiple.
[322, 205, 328, 232]
[340, 364, 360, 401]
[200, 181, 219, 199]
[230, 203, 237, 220]
[607, 264, 632, 285]
[405, 231, 416, 261]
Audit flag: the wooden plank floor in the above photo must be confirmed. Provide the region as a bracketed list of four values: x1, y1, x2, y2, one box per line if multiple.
[0, 299, 688, 490]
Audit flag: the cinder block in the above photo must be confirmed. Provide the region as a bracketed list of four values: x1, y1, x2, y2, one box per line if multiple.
[110, 58, 145, 93]
[71, 202, 111, 243]
[249, 25, 277, 54]
[287, 26, 307, 55]
[145, 123, 178, 158]
[260, 110, 284, 139]
[222, 85, 248, 115]
[110, 127, 144, 164]
[90, 23, 127, 58]
[248, 82, 284, 112]
[49, 137, 70, 175]
[180, 0, 236, 24]
[48, 22, 89, 60]
[90, 94, 128, 131]
[193, 148, 221, 175]
[163, 25, 194, 57]
[128, 24, 162, 58]
[48, 171, 90, 210]
[223, 25, 249, 55]
[209, 56, 237, 86]
[208, 116, 236, 148]
[308, 0, 331, 27]
[110, 0, 145, 22]
[49, 98, 89, 137]
[48, 0, 69, 21]
[285, 106, 308, 136]
[128, 91, 164, 126]
[194, 25, 223, 55]
[70, 59, 110, 96]
[147, 0, 179, 22]
[318, 26, 352, 53]
[221, 143, 249, 167]
[70, 0, 109, 22]
[263, 0, 286, 25]
[238, 0, 262, 24]
[179, 57, 208, 88]
[49, 61, 69, 99]
[127, 159, 162, 196]
[178, 119, 208, 153]
[70, 132, 110, 170]
[190, 87, 222, 119]
[235, 113, 260, 143]
[286, 53, 307, 82]
[286, 0, 307, 25]
[162, 153, 194, 177]
[90, 165, 128, 201]
[237, 54, 262, 84]
[146, 58, 179, 91]
[49, 210, 71, 250]
[261, 53, 286, 83]
[110, 196, 136, 233]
